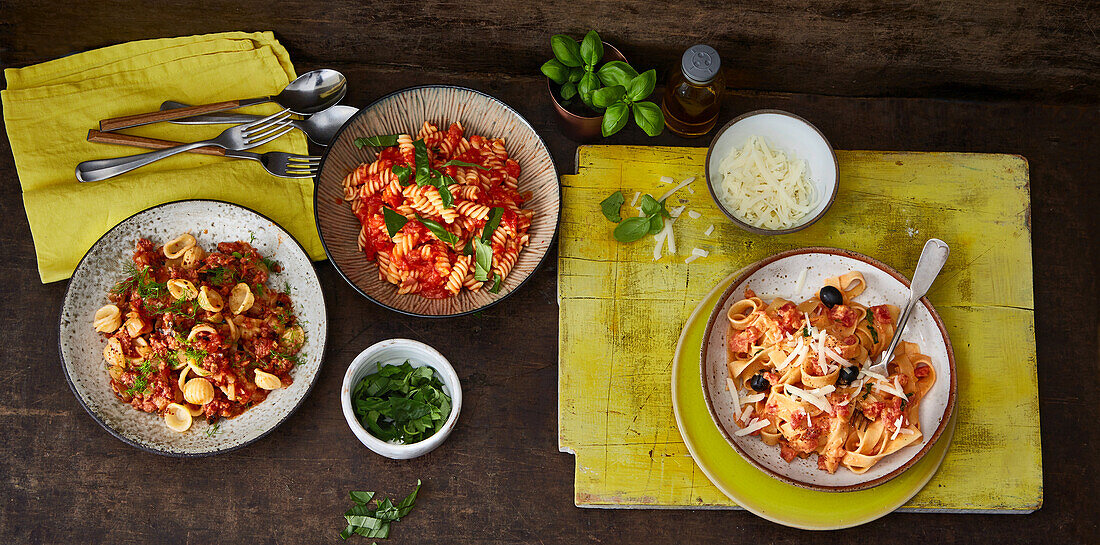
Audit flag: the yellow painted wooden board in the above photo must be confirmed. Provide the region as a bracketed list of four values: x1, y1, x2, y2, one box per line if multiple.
[558, 146, 1041, 511]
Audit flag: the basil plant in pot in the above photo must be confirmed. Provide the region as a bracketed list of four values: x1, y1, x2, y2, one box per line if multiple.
[541, 30, 665, 141]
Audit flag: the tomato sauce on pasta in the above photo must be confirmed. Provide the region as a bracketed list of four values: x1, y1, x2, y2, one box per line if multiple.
[724, 272, 937, 474]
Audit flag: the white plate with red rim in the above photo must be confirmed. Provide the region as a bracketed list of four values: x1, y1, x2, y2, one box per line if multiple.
[699, 247, 956, 491]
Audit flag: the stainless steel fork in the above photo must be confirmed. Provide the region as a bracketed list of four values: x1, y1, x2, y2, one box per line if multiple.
[76, 110, 294, 182]
[227, 149, 320, 178]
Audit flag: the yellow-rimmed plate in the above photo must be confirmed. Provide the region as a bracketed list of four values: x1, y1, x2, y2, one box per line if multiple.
[672, 265, 956, 529]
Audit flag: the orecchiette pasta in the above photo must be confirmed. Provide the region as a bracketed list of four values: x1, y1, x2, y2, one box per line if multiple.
[345, 121, 532, 298]
[94, 235, 305, 433]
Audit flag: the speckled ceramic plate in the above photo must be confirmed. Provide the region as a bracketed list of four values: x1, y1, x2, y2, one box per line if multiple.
[699, 247, 956, 491]
[59, 200, 327, 457]
[314, 85, 560, 317]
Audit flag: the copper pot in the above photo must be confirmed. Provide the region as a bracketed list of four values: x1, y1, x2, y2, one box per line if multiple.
[547, 42, 627, 143]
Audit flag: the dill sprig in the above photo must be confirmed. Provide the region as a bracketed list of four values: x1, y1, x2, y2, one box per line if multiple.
[111, 262, 165, 299]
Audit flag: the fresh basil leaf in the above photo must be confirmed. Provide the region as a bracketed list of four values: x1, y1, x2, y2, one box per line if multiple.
[416, 216, 459, 246]
[394, 479, 421, 517]
[560, 81, 577, 100]
[473, 238, 493, 282]
[382, 207, 408, 238]
[435, 181, 454, 209]
[596, 60, 639, 88]
[353, 523, 390, 539]
[648, 214, 664, 235]
[540, 58, 568, 84]
[413, 139, 431, 186]
[639, 194, 662, 217]
[462, 239, 475, 256]
[579, 30, 603, 66]
[550, 34, 583, 67]
[632, 100, 665, 137]
[600, 191, 625, 223]
[441, 159, 489, 171]
[391, 164, 412, 184]
[578, 72, 600, 108]
[601, 102, 630, 137]
[354, 134, 400, 148]
[480, 207, 505, 242]
[613, 216, 653, 242]
[626, 69, 657, 102]
[350, 491, 375, 505]
[346, 515, 387, 528]
[488, 273, 503, 293]
[592, 85, 626, 108]
[568, 66, 584, 83]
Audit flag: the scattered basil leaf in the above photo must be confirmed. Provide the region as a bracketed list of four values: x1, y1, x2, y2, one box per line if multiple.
[648, 214, 664, 235]
[639, 194, 663, 217]
[592, 85, 626, 108]
[613, 216, 653, 242]
[382, 207, 408, 238]
[626, 69, 657, 102]
[473, 238, 493, 282]
[391, 164, 412, 185]
[601, 102, 630, 137]
[416, 216, 460, 246]
[632, 101, 665, 137]
[413, 139, 431, 186]
[540, 58, 568, 84]
[550, 34, 583, 67]
[600, 190, 625, 223]
[488, 273, 503, 293]
[441, 159, 489, 171]
[596, 60, 639, 88]
[480, 207, 505, 242]
[579, 30, 603, 66]
[339, 479, 421, 541]
[354, 135, 400, 148]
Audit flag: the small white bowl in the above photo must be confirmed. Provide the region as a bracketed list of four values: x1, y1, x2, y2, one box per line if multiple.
[341, 339, 462, 459]
[705, 109, 839, 235]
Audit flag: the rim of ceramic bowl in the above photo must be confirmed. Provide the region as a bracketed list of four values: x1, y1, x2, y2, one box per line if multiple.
[703, 109, 840, 235]
[58, 198, 328, 458]
[698, 246, 957, 491]
[314, 84, 562, 318]
[341, 338, 462, 458]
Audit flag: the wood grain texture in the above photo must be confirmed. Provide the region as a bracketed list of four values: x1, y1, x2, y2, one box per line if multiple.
[87, 130, 228, 156]
[0, 2, 1098, 543]
[1, 1, 1097, 103]
[559, 146, 1038, 510]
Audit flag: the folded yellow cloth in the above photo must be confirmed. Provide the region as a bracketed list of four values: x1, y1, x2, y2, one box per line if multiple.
[2, 31, 325, 283]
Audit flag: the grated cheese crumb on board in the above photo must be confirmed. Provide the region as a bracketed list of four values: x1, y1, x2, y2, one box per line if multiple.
[629, 191, 640, 208]
[659, 175, 674, 184]
[658, 177, 695, 203]
[687, 210, 702, 219]
[704, 224, 714, 236]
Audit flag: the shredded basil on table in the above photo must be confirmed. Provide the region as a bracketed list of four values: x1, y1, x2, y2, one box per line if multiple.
[340, 479, 422, 540]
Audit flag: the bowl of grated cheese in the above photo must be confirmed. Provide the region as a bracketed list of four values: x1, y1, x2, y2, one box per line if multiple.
[704, 110, 838, 235]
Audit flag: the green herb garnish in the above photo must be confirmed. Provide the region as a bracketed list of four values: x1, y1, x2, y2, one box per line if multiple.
[260, 257, 279, 272]
[473, 238, 493, 282]
[605, 192, 669, 243]
[391, 165, 412, 185]
[111, 263, 165, 299]
[339, 480, 421, 540]
[354, 135, 400, 148]
[488, 273, 503, 293]
[205, 422, 220, 437]
[382, 207, 408, 238]
[415, 216, 460, 247]
[441, 159, 489, 171]
[350, 362, 452, 445]
[600, 190, 625, 223]
[413, 139, 432, 186]
[480, 207, 504, 243]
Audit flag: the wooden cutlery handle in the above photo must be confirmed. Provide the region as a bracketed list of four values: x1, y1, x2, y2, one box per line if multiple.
[99, 100, 245, 132]
[87, 129, 226, 156]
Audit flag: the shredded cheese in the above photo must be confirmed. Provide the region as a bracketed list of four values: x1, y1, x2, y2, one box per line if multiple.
[688, 186, 695, 194]
[740, 404, 754, 424]
[659, 175, 674, 184]
[669, 205, 686, 218]
[734, 418, 770, 437]
[684, 254, 701, 264]
[795, 268, 808, 295]
[860, 368, 888, 382]
[776, 340, 806, 371]
[741, 393, 765, 405]
[726, 378, 742, 420]
[687, 210, 702, 219]
[715, 136, 819, 229]
[784, 384, 832, 413]
[704, 224, 714, 236]
[629, 191, 640, 208]
[658, 176, 695, 203]
[662, 217, 677, 254]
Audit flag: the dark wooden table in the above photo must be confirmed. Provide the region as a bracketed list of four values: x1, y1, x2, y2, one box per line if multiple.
[2, 2, 1097, 543]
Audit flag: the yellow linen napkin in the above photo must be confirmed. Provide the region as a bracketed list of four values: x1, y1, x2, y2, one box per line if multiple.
[2, 31, 324, 283]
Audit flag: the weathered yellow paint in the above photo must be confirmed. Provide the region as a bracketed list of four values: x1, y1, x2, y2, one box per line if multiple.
[558, 145, 1041, 510]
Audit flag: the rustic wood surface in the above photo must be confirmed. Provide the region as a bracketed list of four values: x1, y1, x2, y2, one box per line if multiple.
[1, 1, 1097, 543]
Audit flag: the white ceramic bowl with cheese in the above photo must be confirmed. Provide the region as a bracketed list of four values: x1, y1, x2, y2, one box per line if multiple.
[704, 109, 839, 235]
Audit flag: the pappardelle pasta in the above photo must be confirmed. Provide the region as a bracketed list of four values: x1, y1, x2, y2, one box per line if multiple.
[725, 272, 936, 474]
[344, 121, 533, 299]
[94, 234, 306, 433]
